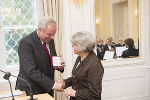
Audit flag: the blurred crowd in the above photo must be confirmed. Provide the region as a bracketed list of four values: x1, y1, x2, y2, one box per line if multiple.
[96, 37, 139, 60]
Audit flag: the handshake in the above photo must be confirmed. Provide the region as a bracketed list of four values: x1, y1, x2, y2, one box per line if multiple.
[53, 80, 76, 98]
[53, 80, 65, 92]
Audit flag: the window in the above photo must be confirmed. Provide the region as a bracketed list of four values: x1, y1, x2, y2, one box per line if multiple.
[0, 0, 37, 68]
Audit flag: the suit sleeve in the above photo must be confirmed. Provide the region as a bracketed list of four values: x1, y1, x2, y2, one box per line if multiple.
[121, 50, 128, 58]
[75, 63, 104, 100]
[18, 39, 55, 92]
[64, 77, 73, 88]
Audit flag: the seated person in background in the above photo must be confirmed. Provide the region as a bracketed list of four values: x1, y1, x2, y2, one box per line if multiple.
[121, 38, 139, 58]
[112, 42, 116, 46]
[103, 39, 115, 52]
[100, 39, 115, 59]
[115, 37, 125, 47]
[96, 39, 104, 60]
[108, 36, 115, 46]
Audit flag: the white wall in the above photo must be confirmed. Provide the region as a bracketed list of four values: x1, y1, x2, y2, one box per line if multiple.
[102, 65, 150, 100]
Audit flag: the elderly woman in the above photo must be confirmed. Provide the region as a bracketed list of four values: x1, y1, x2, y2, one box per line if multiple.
[121, 38, 139, 58]
[64, 32, 104, 100]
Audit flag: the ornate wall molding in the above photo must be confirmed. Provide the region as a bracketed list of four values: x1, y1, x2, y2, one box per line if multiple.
[110, 0, 127, 4]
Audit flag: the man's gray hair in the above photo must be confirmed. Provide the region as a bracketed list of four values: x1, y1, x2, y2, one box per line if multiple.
[38, 16, 56, 30]
[71, 31, 96, 52]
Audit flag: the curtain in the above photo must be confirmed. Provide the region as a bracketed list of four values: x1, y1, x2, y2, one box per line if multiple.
[36, 0, 64, 100]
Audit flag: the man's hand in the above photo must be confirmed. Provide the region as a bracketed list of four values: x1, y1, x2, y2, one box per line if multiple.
[53, 80, 65, 92]
[60, 61, 65, 68]
[57, 80, 65, 89]
[65, 87, 76, 99]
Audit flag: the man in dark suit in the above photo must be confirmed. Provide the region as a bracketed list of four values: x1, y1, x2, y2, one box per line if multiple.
[100, 39, 115, 59]
[103, 39, 115, 52]
[115, 37, 125, 47]
[15, 17, 65, 97]
[96, 39, 104, 60]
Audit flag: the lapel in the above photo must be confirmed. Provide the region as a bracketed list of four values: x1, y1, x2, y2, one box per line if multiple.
[106, 45, 109, 50]
[72, 57, 80, 75]
[31, 31, 51, 67]
[49, 40, 56, 57]
[72, 52, 93, 75]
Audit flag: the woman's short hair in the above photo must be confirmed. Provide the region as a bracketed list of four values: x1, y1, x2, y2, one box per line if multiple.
[38, 16, 56, 30]
[124, 38, 134, 48]
[71, 31, 96, 52]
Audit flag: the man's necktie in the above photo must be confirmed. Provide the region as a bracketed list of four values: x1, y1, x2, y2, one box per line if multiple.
[43, 43, 51, 65]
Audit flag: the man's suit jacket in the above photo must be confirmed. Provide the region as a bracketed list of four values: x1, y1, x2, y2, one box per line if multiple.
[121, 48, 139, 58]
[96, 43, 104, 60]
[115, 43, 125, 47]
[15, 30, 61, 96]
[64, 52, 104, 100]
[103, 44, 115, 51]
[99, 44, 115, 59]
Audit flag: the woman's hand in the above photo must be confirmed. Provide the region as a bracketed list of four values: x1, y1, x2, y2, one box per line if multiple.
[65, 87, 76, 99]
